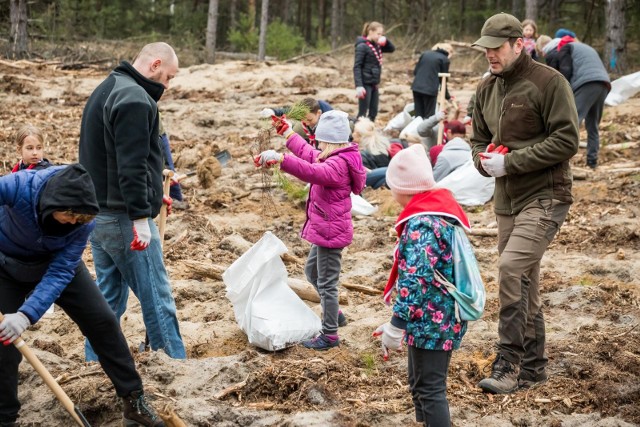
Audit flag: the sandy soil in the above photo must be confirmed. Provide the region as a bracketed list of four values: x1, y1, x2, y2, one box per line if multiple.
[0, 48, 638, 427]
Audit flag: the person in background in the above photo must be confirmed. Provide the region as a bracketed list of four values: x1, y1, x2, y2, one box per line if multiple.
[521, 19, 538, 60]
[374, 144, 470, 427]
[354, 21, 395, 122]
[79, 42, 186, 362]
[411, 43, 453, 119]
[10, 125, 51, 172]
[256, 111, 366, 349]
[158, 114, 188, 210]
[261, 98, 334, 147]
[0, 165, 165, 427]
[471, 13, 579, 394]
[432, 120, 471, 181]
[416, 110, 447, 150]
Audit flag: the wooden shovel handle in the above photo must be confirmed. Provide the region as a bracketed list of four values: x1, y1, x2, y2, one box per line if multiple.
[158, 169, 174, 248]
[436, 73, 450, 146]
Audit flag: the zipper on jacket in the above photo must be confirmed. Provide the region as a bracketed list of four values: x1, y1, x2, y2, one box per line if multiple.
[498, 78, 515, 215]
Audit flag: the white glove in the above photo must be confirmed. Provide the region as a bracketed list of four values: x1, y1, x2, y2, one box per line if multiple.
[435, 110, 446, 121]
[256, 150, 283, 167]
[463, 116, 472, 125]
[355, 87, 367, 99]
[0, 312, 31, 344]
[373, 322, 405, 360]
[260, 108, 275, 118]
[378, 36, 387, 46]
[130, 218, 152, 251]
[480, 152, 507, 177]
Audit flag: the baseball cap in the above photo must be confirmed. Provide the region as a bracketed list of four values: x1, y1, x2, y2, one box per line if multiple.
[473, 13, 523, 49]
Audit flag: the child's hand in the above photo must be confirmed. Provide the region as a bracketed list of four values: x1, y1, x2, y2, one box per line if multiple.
[373, 322, 405, 361]
[255, 150, 283, 168]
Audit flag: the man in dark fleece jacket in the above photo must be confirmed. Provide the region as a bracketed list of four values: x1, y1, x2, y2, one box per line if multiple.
[471, 13, 579, 395]
[79, 42, 186, 362]
[0, 165, 164, 427]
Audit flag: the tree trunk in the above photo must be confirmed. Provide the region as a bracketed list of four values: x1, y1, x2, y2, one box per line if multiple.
[330, 0, 339, 50]
[229, 0, 237, 30]
[258, 0, 269, 60]
[9, 0, 28, 59]
[604, 0, 627, 74]
[305, 0, 312, 43]
[205, 0, 219, 64]
[248, 0, 256, 31]
[317, 0, 325, 41]
[525, 0, 538, 20]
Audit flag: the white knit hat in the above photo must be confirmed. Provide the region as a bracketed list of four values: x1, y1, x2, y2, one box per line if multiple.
[315, 110, 351, 144]
[386, 144, 436, 195]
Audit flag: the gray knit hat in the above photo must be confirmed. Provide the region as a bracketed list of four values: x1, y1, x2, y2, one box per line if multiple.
[315, 110, 351, 144]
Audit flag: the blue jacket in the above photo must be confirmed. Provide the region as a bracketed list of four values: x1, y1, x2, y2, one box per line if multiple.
[0, 166, 96, 323]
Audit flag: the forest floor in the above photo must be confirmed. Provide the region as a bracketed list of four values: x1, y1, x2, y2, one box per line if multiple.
[0, 46, 639, 427]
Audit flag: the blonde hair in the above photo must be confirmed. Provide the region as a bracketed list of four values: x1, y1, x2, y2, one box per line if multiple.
[536, 35, 552, 56]
[432, 42, 454, 57]
[522, 19, 538, 38]
[362, 21, 383, 37]
[354, 117, 389, 156]
[318, 142, 351, 160]
[15, 124, 45, 149]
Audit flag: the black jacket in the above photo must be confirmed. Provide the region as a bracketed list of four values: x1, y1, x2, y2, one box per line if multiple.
[353, 36, 395, 87]
[79, 61, 165, 220]
[411, 48, 450, 97]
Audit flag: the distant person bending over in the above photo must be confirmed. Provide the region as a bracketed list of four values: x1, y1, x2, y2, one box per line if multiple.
[432, 120, 471, 182]
[10, 124, 52, 172]
[416, 110, 447, 150]
[261, 98, 333, 147]
[411, 43, 453, 119]
[79, 42, 186, 362]
[158, 114, 188, 210]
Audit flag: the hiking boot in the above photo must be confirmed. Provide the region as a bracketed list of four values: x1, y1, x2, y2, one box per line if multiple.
[518, 372, 548, 390]
[122, 390, 165, 426]
[172, 199, 190, 210]
[477, 354, 519, 394]
[338, 310, 348, 327]
[302, 334, 340, 350]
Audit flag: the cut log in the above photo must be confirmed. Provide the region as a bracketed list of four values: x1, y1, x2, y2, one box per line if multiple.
[288, 278, 349, 305]
[468, 228, 498, 237]
[604, 141, 638, 151]
[281, 252, 304, 265]
[184, 260, 225, 281]
[341, 282, 381, 296]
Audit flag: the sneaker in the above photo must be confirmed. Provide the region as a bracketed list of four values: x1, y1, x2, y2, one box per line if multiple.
[338, 310, 348, 327]
[477, 354, 519, 394]
[122, 390, 165, 427]
[518, 372, 548, 389]
[302, 334, 340, 350]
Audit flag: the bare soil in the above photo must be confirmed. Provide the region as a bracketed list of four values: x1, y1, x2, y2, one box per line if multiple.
[0, 48, 638, 427]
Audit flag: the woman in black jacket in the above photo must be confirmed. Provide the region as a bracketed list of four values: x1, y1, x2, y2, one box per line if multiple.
[353, 21, 395, 122]
[411, 43, 453, 119]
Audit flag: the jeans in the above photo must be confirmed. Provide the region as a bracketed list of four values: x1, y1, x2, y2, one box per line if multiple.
[304, 245, 343, 335]
[496, 199, 570, 377]
[408, 347, 452, 427]
[573, 82, 609, 167]
[366, 167, 388, 189]
[357, 84, 380, 122]
[85, 213, 186, 361]
[0, 260, 142, 423]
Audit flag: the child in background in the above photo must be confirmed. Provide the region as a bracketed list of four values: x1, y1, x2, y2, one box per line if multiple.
[11, 125, 51, 172]
[522, 19, 538, 60]
[374, 144, 469, 426]
[354, 21, 395, 122]
[255, 110, 366, 350]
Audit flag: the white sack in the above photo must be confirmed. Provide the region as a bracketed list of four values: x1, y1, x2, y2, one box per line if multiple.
[223, 232, 321, 351]
[351, 193, 378, 216]
[605, 71, 640, 106]
[384, 103, 414, 131]
[437, 160, 495, 206]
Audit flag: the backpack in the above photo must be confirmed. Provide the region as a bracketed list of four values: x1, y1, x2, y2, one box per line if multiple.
[434, 223, 486, 321]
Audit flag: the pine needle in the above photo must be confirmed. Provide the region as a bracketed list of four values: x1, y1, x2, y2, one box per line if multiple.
[250, 128, 279, 216]
[284, 101, 311, 122]
[273, 168, 309, 202]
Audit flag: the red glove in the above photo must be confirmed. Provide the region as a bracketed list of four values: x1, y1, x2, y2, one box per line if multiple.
[479, 143, 509, 159]
[162, 196, 172, 216]
[130, 218, 151, 251]
[378, 36, 387, 47]
[271, 114, 290, 136]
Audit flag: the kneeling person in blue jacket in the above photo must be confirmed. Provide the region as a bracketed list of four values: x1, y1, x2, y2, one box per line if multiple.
[0, 165, 165, 427]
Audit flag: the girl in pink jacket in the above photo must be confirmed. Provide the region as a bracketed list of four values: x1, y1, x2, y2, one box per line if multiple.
[256, 110, 366, 350]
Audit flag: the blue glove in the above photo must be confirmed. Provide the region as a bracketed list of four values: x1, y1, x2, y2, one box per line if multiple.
[0, 312, 31, 344]
[480, 152, 507, 177]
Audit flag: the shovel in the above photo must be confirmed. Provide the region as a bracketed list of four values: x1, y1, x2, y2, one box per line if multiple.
[436, 72, 451, 146]
[0, 312, 91, 427]
[214, 149, 231, 167]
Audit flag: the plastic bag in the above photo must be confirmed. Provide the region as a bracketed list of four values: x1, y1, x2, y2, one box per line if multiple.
[223, 232, 321, 351]
[351, 193, 378, 216]
[605, 71, 640, 106]
[434, 225, 486, 321]
[437, 160, 495, 206]
[384, 103, 414, 131]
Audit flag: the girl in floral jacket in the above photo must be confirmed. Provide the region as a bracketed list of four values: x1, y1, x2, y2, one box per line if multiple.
[374, 144, 470, 427]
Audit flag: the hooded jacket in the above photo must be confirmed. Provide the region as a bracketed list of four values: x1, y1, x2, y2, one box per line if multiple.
[471, 52, 579, 215]
[79, 61, 165, 220]
[433, 137, 471, 182]
[281, 133, 366, 249]
[0, 165, 99, 323]
[353, 36, 396, 87]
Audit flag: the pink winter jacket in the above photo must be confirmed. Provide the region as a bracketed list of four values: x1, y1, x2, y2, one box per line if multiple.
[281, 133, 366, 249]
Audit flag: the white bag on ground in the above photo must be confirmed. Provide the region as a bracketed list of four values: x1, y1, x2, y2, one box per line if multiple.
[223, 232, 321, 351]
[351, 193, 377, 215]
[437, 160, 495, 206]
[605, 71, 640, 106]
[384, 103, 414, 131]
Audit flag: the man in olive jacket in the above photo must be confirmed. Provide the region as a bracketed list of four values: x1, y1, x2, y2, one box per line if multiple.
[470, 13, 579, 394]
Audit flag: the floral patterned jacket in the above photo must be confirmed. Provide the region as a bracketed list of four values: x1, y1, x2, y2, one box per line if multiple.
[389, 214, 467, 351]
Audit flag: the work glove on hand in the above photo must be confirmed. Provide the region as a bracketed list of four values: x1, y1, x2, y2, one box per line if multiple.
[130, 218, 152, 251]
[254, 150, 283, 168]
[355, 86, 367, 99]
[162, 196, 172, 216]
[480, 152, 507, 177]
[435, 110, 447, 121]
[462, 116, 472, 125]
[372, 322, 405, 361]
[260, 108, 276, 118]
[271, 114, 292, 136]
[378, 36, 387, 46]
[0, 312, 31, 344]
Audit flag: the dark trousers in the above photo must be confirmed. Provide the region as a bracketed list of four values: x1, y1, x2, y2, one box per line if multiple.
[0, 260, 142, 423]
[408, 347, 452, 427]
[573, 82, 609, 167]
[357, 84, 380, 122]
[413, 91, 438, 119]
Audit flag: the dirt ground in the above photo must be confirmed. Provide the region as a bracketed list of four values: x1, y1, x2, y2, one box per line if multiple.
[0, 47, 639, 427]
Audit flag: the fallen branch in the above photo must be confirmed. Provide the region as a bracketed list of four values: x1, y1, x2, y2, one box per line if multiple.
[166, 230, 189, 249]
[468, 228, 498, 237]
[54, 368, 103, 385]
[183, 260, 224, 281]
[0, 59, 25, 69]
[604, 141, 639, 151]
[341, 282, 381, 296]
[281, 252, 304, 265]
[214, 377, 248, 400]
[289, 278, 349, 305]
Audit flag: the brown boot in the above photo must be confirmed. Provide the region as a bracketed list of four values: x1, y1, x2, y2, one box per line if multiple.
[477, 354, 519, 394]
[122, 390, 165, 427]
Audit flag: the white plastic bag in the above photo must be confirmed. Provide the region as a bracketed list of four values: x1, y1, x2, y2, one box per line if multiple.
[605, 71, 640, 106]
[223, 232, 321, 351]
[351, 193, 377, 216]
[437, 160, 495, 206]
[384, 103, 414, 131]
